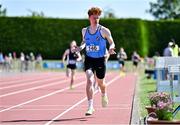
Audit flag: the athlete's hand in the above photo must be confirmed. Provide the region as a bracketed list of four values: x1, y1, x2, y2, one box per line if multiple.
[109, 48, 116, 55]
[72, 46, 81, 53]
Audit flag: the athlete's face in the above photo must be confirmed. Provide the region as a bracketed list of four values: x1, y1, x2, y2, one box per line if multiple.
[70, 41, 77, 49]
[89, 14, 100, 24]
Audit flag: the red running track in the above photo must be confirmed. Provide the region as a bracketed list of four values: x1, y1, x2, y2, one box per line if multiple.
[0, 71, 137, 125]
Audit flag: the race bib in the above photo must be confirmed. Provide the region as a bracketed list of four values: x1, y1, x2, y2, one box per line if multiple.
[68, 60, 76, 64]
[86, 45, 100, 52]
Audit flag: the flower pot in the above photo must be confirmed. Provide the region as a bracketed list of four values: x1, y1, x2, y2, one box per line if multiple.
[147, 119, 180, 124]
[145, 106, 156, 114]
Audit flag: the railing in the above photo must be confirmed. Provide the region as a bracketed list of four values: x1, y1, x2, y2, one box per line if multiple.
[155, 57, 180, 102]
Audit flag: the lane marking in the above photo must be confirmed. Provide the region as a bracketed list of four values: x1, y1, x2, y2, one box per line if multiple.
[0, 76, 84, 98]
[0, 74, 66, 90]
[0, 72, 57, 84]
[44, 75, 120, 125]
[0, 104, 130, 107]
[0, 80, 86, 113]
[9, 107, 131, 111]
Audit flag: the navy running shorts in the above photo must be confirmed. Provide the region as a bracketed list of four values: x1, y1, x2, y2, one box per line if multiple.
[84, 56, 106, 79]
[67, 64, 76, 70]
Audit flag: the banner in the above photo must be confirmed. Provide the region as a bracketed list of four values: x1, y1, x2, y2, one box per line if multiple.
[43, 61, 120, 69]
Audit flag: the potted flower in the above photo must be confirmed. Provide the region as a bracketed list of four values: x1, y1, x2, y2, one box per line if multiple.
[147, 92, 173, 120]
[155, 100, 173, 120]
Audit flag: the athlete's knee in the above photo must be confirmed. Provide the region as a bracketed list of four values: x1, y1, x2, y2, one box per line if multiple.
[97, 78, 105, 86]
[86, 69, 93, 76]
[86, 69, 94, 83]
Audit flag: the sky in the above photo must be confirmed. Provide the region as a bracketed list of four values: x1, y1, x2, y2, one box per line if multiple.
[1, 0, 156, 20]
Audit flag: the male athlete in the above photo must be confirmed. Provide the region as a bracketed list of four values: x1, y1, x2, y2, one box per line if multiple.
[74, 7, 116, 115]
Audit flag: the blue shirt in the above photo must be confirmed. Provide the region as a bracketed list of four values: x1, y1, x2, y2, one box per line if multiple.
[84, 25, 107, 58]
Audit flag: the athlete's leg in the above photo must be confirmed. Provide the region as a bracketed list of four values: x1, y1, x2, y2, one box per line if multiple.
[119, 63, 122, 71]
[95, 61, 108, 107]
[85, 69, 95, 115]
[95, 57, 106, 94]
[93, 72, 100, 91]
[96, 78, 106, 94]
[96, 77, 108, 107]
[120, 61, 126, 77]
[70, 69, 75, 89]
[66, 67, 70, 77]
[86, 69, 95, 101]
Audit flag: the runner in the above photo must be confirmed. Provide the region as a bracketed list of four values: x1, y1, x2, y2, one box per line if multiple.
[74, 7, 116, 115]
[131, 51, 141, 71]
[117, 47, 127, 76]
[62, 40, 82, 89]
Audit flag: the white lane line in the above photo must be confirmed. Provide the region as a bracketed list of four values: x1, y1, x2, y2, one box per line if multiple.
[0, 74, 65, 90]
[0, 80, 86, 113]
[1, 104, 130, 107]
[0, 76, 84, 98]
[0, 73, 56, 85]
[45, 97, 87, 125]
[11, 107, 131, 111]
[44, 75, 120, 125]
[0, 71, 112, 98]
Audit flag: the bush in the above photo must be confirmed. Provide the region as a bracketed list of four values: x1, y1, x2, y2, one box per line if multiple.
[1, 17, 180, 59]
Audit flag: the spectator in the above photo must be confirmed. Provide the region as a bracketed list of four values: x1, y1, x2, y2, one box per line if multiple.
[4, 55, 11, 72]
[35, 54, 43, 70]
[20, 52, 25, 72]
[29, 52, 35, 71]
[0, 52, 4, 72]
[171, 39, 179, 57]
[25, 54, 30, 71]
[163, 42, 173, 57]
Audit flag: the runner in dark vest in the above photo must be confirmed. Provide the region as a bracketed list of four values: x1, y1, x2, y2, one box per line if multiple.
[62, 40, 82, 89]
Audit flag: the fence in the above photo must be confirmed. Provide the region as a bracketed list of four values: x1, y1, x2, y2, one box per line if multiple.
[155, 57, 180, 102]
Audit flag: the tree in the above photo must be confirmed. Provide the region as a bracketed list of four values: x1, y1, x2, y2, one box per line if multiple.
[27, 9, 45, 18]
[147, 0, 180, 20]
[103, 7, 116, 19]
[0, 4, 7, 16]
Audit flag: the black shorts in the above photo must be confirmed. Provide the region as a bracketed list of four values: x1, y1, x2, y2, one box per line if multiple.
[67, 64, 76, 70]
[118, 60, 125, 66]
[133, 61, 138, 67]
[84, 56, 106, 79]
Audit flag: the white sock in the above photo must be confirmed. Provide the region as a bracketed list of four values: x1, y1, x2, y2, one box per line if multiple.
[102, 93, 107, 97]
[88, 99, 93, 109]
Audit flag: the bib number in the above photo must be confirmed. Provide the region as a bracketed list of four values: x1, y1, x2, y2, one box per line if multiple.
[86, 45, 99, 52]
[68, 60, 76, 64]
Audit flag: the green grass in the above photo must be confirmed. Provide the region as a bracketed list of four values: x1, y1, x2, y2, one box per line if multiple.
[137, 74, 156, 116]
[137, 72, 180, 120]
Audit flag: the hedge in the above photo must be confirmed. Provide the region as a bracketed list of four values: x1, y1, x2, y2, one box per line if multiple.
[0, 17, 180, 59]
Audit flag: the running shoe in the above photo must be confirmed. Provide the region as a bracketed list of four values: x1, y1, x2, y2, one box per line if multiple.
[85, 107, 95, 116]
[102, 95, 108, 107]
[70, 85, 74, 90]
[120, 71, 126, 77]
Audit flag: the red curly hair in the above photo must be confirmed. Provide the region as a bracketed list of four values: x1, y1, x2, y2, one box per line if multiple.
[88, 7, 102, 17]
